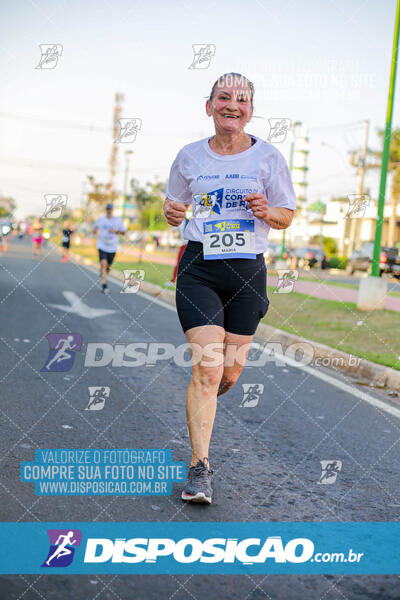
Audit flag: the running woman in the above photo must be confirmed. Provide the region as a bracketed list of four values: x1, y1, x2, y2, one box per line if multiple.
[164, 73, 296, 504]
[31, 218, 44, 257]
[93, 203, 127, 293]
[61, 220, 74, 262]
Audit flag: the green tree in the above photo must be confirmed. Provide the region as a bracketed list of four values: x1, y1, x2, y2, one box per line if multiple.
[353, 128, 400, 246]
[376, 128, 400, 246]
[307, 200, 326, 214]
[130, 179, 167, 231]
[0, 196, 16, 217]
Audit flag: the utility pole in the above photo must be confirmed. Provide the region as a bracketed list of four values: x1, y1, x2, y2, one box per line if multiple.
[371, 0, 400, 276]
[123, 150, 133, 220]
[109, 93, 123, 200]
[347, 119, 369, 256]
[281, 134, 295, 259]
[281, 121, 303, 259]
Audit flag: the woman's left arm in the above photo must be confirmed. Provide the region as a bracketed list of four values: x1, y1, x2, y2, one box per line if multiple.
[263, 206, 295, 230]
[245, 193, 295, 230]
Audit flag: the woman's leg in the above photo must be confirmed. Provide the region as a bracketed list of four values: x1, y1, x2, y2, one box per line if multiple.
[185, 324, 225, 468]
[100, 259, 108, 285]
[217, 332, 254, 397]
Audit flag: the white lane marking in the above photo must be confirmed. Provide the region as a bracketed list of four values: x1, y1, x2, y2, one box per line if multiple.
[269, 350, 400, 421]
[104, 268, 400, 419]
[136, 290, 177, 312]
[49, 291, 117, 319]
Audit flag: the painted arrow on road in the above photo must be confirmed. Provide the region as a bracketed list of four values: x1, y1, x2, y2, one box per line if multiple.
[48, 291, 117, 319]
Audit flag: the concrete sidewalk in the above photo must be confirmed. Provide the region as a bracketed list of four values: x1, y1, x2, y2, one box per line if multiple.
[267, 275, 400, 312]
[73, 245, 400, 311]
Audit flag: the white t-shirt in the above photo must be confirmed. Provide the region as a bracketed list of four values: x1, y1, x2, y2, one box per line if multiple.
[94, 215, 127, 253]
[165, 136, 296, 254]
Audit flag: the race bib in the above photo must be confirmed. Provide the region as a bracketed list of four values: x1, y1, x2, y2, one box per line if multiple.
[102, 226, 115, 245]
[62, 235, 69, 243]
[203, 219, 256, 260]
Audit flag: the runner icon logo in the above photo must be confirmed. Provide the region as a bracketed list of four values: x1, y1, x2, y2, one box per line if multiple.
[121, 270, 145, 293]
[42, 529, 82, 567]
[345, 194, 370, 219]
[267, 119, 291, 143]
[115, 118, 142, 143]
[86, 386, 110, 411]
[239, 383, 264, 408]
[318, 460, 342, 485]
[188, 44, 216, 70]
[41, 333, 82, 372]
[35, 44, 63, 69]
[42, 194, 68, 219]
[274, 270, 298, 294]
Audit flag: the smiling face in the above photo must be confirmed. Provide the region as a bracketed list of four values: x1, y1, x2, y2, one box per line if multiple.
[206, 77, 253, 135]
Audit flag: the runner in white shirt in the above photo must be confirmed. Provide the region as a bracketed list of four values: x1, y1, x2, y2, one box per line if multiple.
[93, 203, 127, 293]
[163, 72, 296, 504]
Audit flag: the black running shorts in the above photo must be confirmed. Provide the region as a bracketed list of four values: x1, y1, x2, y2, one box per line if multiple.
[176, 241, 269, 336]
[98, 249, 116, 265]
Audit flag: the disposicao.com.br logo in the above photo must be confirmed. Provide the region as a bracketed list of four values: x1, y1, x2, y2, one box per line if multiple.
[83, 536, 363, 566]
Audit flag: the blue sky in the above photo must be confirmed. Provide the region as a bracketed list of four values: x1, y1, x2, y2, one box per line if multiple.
[0, 0, 398, 218]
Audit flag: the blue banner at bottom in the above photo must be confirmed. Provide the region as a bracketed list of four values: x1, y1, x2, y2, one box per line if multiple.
[0, 522, 397, 574]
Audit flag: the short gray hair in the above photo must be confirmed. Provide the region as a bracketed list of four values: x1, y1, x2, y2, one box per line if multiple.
[209, 72, 255, 106]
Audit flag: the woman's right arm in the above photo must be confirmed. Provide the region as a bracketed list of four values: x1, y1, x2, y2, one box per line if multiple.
[163, 198, 188, 226]
[164, 148, 192, 226]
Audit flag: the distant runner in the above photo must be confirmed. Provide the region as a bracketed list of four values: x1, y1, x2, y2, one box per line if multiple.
[61, 220, 75, 262]
[31, 218, 44, 257]
[93, 203, 127, 293]
[168, 217, 189, 287]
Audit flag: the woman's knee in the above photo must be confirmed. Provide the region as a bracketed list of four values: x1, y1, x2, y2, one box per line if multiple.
[217, 373, 239, 396]
[192, 365, 223, 390]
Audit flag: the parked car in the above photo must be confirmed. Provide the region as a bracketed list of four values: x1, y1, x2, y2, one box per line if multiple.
[346, 242, 399, 277]
[291, 246, 327, 269]
[264, 242, 288, 264]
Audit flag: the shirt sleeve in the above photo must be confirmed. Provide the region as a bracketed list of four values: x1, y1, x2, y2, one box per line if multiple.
[93, 218, 100, 229]
[265, 155, 297, 211]
[165, 149, 193, 205]
[118, 218, 127, 232]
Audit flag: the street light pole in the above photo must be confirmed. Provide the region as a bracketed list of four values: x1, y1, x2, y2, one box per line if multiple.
[281, 121, 302, 259]
[371, 0, 400, 277]
[123, 150, 133, 220]
[347, 119, 370, 256]
[281, 135, 296, 259]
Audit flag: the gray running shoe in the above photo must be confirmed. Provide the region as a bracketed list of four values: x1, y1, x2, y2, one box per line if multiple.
[181, 459, 213, 504]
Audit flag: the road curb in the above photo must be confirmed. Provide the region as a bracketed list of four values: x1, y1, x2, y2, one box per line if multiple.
[68, 249, 400, 392]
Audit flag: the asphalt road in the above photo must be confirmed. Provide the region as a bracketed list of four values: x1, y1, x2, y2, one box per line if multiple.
[1, 238, 400, 599]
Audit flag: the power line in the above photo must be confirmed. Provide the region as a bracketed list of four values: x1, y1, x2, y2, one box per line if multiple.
[0, 156, 169, 176]
[0, 111, 204, 139]
[0, 111, 110, 133]
[309, 120, 367, 132]
[0, 155, 109, 172]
